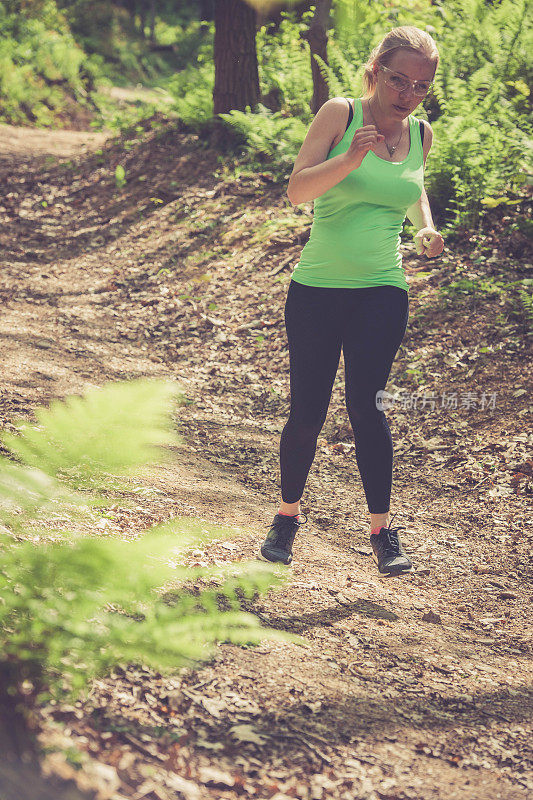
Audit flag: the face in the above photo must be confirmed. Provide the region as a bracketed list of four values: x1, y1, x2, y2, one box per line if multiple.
[372, 49, 435, 117]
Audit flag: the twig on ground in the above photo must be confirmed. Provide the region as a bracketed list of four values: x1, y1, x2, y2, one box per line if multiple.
[277, 730, 332, 764]
[459, 475, 492, 494]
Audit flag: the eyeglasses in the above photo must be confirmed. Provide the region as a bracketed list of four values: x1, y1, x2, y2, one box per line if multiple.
[378, 64, 433, 97]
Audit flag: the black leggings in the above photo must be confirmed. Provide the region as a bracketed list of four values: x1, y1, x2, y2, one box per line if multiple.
[280, 279, 409, 513]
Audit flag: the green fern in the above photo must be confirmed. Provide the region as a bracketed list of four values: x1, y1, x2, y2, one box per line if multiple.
[326, 41, 365, 97]
[0, 378, 300, 727]
[256, 10, 313, 119]
[167, 59, 214, 126]
[312, 53, 346, 99]
[0, 521, 293, 700]
[518, 288, 533, 328]
[419, 0, 531, 226]
[1, 378, 182, 485]
[218, 103, 307, 169]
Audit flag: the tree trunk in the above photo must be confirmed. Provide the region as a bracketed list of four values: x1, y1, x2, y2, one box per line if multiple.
[149, 0, 156, 44]
[213, 0, 260, 115]
[139, 0, 147, 39]
[199, 0, 214, 21]
[0, 762, 95, 800]
[122, 0, 137, 31]
[0, 662, 39, 763]
[301, 0, 333, 114]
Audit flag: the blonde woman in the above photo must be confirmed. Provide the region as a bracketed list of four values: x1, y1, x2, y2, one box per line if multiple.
[260, 26, 444, 574]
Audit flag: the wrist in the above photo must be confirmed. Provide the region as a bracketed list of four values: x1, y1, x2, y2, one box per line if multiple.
[339, 152, 359, 173]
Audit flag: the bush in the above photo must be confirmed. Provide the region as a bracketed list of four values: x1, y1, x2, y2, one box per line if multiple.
[218, 103, 308, 172]
[0, 0, 94, 125]
[0, 378, 298, 761]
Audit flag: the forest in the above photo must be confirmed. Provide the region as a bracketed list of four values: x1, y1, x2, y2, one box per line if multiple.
[0, 1, 531, 799]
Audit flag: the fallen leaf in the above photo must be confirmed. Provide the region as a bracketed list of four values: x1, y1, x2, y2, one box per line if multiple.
[422, 610, 442, 624]
[228, 723, 268, 746]
[164, 773, 202, 800]
[197, 766, 235, 788]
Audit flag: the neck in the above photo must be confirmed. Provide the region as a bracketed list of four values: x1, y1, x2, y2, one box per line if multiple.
[367, 95, 403, 135]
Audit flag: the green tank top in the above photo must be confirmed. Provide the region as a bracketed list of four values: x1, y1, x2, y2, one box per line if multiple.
[290, 97, 424, 292]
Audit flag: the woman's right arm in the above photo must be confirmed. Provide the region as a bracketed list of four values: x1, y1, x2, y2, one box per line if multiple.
[287, 97, 385, 206]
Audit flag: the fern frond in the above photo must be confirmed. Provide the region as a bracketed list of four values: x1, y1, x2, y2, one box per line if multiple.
[1, 378, 184, 482]
[518, 288, 533, 327]
[0, 503, 298, 703]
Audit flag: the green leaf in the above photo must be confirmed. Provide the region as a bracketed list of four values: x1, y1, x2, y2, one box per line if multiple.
[115, 164, 126, 187]
[1, 378, 184, 481]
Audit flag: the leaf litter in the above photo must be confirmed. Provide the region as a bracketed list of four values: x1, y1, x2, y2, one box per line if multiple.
[0, 116, 531, 800]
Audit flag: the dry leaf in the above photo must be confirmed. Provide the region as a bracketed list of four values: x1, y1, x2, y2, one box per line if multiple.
[228, 723, 268, 746]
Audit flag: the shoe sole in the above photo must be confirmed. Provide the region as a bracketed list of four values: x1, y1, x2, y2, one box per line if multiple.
[372, 552, 412, 575]
[380, 566, 413, 576]
[257, 550, 292, 565]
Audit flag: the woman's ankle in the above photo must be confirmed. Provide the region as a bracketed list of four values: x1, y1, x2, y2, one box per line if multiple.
[278, 500, 301, 516]
[370, 512, 390, 533]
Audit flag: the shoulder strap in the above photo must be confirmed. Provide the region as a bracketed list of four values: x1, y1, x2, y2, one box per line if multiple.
[344, 99, 354, 133]
[419, 119, 425, 146]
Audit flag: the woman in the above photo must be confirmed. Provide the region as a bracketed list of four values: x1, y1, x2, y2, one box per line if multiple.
[259, 26, 444, 575]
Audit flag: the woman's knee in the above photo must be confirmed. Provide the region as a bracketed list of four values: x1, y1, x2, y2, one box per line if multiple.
[282, 411, 326, 446]
[346, 396, 386, 430]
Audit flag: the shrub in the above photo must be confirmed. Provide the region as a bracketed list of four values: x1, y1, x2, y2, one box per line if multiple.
[0, 378, 297, 762]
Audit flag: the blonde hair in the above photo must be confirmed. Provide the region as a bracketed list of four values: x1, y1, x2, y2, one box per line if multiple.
[361, 25, 439, 100]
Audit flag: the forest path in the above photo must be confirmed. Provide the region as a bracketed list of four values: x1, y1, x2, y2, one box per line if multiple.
[0, 123, 109, 162]
[0, 121, 530, 800]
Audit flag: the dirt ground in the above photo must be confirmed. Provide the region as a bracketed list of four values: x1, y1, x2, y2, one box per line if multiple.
[0, 117, 531, 800]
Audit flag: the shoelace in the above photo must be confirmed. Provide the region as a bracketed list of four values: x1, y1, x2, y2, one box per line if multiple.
[378, 511, 406, 558]
[271, 513, 308, 547]
[293, 513, 308, 525]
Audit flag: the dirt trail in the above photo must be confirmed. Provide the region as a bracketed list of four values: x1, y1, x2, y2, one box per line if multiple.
[0, 123, 108, 164]
[0, 122, 531, 800]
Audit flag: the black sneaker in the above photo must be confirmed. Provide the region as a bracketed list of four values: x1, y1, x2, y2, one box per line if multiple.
[259, 513, 308, 565]
[370, 512, 413, 575]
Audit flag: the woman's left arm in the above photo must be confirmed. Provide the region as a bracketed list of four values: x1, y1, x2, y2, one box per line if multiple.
[405, 120, 444, 259]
